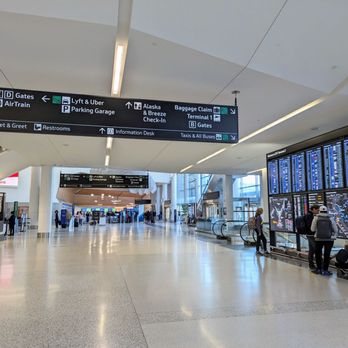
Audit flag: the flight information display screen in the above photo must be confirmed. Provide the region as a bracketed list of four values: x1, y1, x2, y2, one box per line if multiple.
[268, 160, 279, 194]
[308, 192, 324, 208]
[279, 156, 291, 194]
[269, 195, 294, 232]
[326, 190, 348, 239]
[293, 194, 308, 219]
[291, 152, 306, 192]
[344, 138, 348, 187]
[323, 141, 344, 189]
[306, 147, 323, 190]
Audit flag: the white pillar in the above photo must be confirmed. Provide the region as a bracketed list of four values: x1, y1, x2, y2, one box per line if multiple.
[224, 175, 233, 220]
[38, 166, 53, 237]
[156, 185, 161, 217]
[29, 166, 41, 229]
[162, 183, 168, 221]
[261, 168, 269, 222]
[171, 174, 177, 222]
[184, 174, 189, 204]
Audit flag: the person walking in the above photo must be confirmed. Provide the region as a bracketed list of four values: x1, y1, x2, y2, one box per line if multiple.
[311, 205, 338, 276]
[8, 211, 16, 236]
[55, 210, 59, 229]
[254, 208, 270, 256]
[304, 204, 320, 271]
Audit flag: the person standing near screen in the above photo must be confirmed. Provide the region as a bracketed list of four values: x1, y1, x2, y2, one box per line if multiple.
[304, 204, 320, 271]
[311, 205, 338, 276]
[255, 208, 270, 256]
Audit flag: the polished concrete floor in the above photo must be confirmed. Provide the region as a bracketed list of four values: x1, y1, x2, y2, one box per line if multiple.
[1, 222, 348, 348]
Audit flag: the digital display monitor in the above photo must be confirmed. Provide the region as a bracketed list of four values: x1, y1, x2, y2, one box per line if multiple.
[279, 156, 291, 194]
[293, 194, 308, 219]
[308, 192, 324, 207]
[291, 152, 306, 192]
[326, 191, 348, 239]
[306, 147, 323, 190]
[269, 195, 294, 232]
[268, 160, 279, 194]
[344, 138, 348, 187]
[323, 141, 344, 189]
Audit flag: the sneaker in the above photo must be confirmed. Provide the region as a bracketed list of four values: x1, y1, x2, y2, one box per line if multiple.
[264, 251, 270, 255]
[311, 268, 321, 274]
[321, 271, 333, 276]
[256, 251, 263, 256]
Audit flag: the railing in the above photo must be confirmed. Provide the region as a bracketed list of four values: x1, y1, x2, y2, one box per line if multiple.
[196, 174, 213, 212]
[212, 219, 247, 239]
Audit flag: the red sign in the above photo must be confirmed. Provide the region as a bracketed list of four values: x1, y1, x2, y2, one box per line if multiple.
[0, 172, 19, 187]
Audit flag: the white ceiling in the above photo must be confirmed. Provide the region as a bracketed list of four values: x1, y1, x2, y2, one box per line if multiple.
[0, 0, 348, 179]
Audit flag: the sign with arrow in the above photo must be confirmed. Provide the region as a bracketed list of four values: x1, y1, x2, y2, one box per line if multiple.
[0, 87, 239, 143]
[59, 173, 149, 188]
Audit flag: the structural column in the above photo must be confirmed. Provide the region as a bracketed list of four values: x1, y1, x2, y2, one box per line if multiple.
[38, 166, 53, 238]
[155, 185, 161, 218]
[29, 166, 41, 229]
[162, 183, 168, 221]
[184, 174, 189, 204]
[171, 174, 177, 222]
[224, 174, 233, 220]
[261, 168, 269, 222]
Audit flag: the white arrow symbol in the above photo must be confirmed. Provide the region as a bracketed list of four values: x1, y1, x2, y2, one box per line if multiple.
[99, 128, 106, 134]
[125, 102, 133, 109]
[42, 95, 50, 103]
[230, 108, 236, 115]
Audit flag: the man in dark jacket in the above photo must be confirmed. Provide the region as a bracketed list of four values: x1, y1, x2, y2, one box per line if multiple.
[304, 204, 320, 271]
[8, 211, 16, 236]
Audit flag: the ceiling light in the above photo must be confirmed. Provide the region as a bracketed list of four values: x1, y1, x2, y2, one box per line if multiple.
[105, 155, 110, 167]
[106, 137, 113, 150]
[247, 167, 266, 174]
[196, 148, 227, 164]
[233, 97, 326, 146]
[90, 194, 94, 197]
[111, 44, 125, 96]
[94, 200, 98, 203]
[180, 165, 193, 173]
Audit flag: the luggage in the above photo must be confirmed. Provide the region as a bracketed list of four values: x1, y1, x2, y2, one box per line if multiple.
[74, 220, 79, 228]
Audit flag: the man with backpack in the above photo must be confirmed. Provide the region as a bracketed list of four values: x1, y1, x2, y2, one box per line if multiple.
[302, 204, 320, 271]
[311, 205, 338, 276]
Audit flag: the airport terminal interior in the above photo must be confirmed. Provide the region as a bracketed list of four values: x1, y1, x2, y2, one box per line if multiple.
[1, 1, 348, 347]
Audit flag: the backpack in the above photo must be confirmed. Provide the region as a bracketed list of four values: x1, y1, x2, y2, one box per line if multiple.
[248, 216, 256, 229]
[336, 249, 348, 264]
[315, 216, 334, 240]
[295, 216, 306, 234]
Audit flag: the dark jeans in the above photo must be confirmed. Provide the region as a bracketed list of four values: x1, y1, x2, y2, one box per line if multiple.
[307, 236, 316, 268]
[315, 241, 334, 271]
[9, 225, 14, 235]
[256, 231, 267, 252]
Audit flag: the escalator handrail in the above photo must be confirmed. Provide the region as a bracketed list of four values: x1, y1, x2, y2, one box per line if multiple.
[211, 219, 226, 236]
[219, 219, 247, 237]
